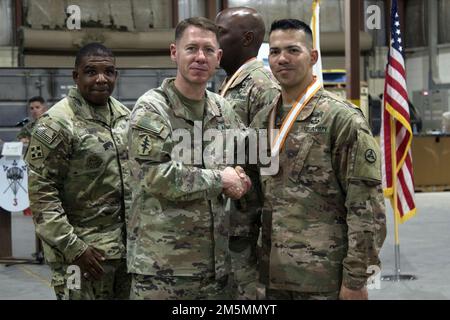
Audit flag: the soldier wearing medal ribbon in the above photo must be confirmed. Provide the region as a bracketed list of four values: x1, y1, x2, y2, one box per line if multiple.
[251, 19, 386, 300]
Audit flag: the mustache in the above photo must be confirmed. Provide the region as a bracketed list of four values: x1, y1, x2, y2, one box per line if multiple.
[276, 66, 295, 71]
[189, 64, 209, 71]
[91, 86, 110, 91]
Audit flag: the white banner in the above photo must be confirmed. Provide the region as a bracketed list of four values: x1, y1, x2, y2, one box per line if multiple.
[0, 157, 29, 212]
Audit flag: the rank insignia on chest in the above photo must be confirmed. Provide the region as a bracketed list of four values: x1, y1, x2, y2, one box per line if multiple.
[138, 134, 152, 156]
[85, 154, 104, 169]
[309, 111, 323, 125]
[30, 145, 43, 160]
[310, 117, 321, 125]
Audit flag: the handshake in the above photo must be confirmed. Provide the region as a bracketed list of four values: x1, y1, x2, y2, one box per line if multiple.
[220, 166, 252, 200]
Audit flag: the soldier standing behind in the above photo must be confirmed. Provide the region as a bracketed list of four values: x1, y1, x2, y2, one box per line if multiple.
[215, 7, 280, 300]
[127, 17, 251, 300]
[17, 96, 48, 144]
[251, 19, 386, 300]
[25, 43, 131, 300]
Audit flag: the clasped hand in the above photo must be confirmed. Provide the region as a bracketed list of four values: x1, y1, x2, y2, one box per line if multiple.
[221, 166, 252, 200]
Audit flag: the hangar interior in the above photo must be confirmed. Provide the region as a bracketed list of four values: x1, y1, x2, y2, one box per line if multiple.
[0, 0, 450, 300]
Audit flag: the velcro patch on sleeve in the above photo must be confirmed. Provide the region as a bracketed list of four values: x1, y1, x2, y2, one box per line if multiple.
[33, 121, 62, 149]
[29, 145, 44, 160]
[135, 115, 169, 139]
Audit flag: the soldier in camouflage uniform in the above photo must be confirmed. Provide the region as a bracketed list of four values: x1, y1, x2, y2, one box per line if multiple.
[25, 43, 131, 300]
[127, 17, 251, 300]
[17, 96, 48, 143]
[251, 19, 386, 300]
[215, 7, 280, 300]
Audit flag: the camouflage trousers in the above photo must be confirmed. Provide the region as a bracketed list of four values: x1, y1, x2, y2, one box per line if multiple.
[130, 274, 231, 300]
[53, 259, 131, 300]
[229, 236, 259, 300]
[265, 288, 340, 300]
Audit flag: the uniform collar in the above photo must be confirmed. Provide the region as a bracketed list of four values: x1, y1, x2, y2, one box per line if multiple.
[68, 87, 128, 123]
[295, 87, 323, 121]
[219, 59, 264, 92]
[161, 78, 222, 123]
[255, 87, 324, 127]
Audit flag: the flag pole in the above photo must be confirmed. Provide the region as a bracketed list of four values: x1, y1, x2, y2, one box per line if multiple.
[380, 0, 416, 283]
[391, 117, 401, 281]
[381, 116, 417, 282]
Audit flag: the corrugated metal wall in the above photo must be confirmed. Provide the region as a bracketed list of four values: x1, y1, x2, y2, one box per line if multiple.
[405, 0, 427, 48]
[0, 0, 13, 46]
[405, 0, 450, 48]
[25, 0, 172, 30]
[439, 0, 450, 44]
[178, 0, 205, 21]
[228, 0, 345, 33]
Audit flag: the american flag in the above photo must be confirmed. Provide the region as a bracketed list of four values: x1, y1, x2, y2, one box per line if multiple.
[381, 0, 416, 222]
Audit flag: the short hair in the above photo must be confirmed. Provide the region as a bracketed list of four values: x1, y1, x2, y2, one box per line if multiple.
[28, 96, 45, 105]
[269, 19, 313, 44]
[74, 42, 115, 68]
[175, 17, 219, 42]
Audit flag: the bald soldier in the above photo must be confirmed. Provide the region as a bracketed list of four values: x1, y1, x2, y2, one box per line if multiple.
[215, 7, 280, 300]
[216, 7, 280, 126]
[251, 19, 386, 300]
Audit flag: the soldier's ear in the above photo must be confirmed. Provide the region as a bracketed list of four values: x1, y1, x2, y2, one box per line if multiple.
[216, 48, 223, 67]
[170, 43, 177, 62]
[243, 31, 254, 47]
[310, 49, 318, 65]
[72, 70, 79, 83]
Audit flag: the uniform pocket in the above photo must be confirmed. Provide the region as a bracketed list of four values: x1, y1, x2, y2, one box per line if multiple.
[288, 134, 315, 184]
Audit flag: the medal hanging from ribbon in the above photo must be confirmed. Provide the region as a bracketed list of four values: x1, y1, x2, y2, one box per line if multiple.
[269, 77, 321, 157]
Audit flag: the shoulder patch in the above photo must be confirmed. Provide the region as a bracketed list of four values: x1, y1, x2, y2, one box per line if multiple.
[137, 134, 153, 156]
[365, 149, 377, 163]
[134, 115, 169, 139]
[33, 122, 62, 148]
[29, 145, 44, 160]
[352, 130, 381, 181]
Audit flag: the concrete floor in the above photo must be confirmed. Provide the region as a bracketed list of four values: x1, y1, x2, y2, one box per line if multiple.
[0, 212, 54, 300]
[369, 192, 450, 300]
[1, 192, 450, 300]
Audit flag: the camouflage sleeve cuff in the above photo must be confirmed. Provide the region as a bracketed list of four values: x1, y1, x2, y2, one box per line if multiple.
[205, 169, 223, 200]
[342, 269, 368, 290]
[64, 239, 89, 263]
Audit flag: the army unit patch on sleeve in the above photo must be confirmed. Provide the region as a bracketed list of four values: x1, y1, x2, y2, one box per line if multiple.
[365, 149, 377, 163]
[30, 145, 44, 160]
[138, 134, 152, 156]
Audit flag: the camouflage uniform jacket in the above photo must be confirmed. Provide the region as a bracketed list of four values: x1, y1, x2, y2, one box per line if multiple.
[251, 88, 387, 292]
[219, 59, 280, 126]
[127, 78, 243, 279]
[25, 88, 131, 268]
[17, 120, 36, 140]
